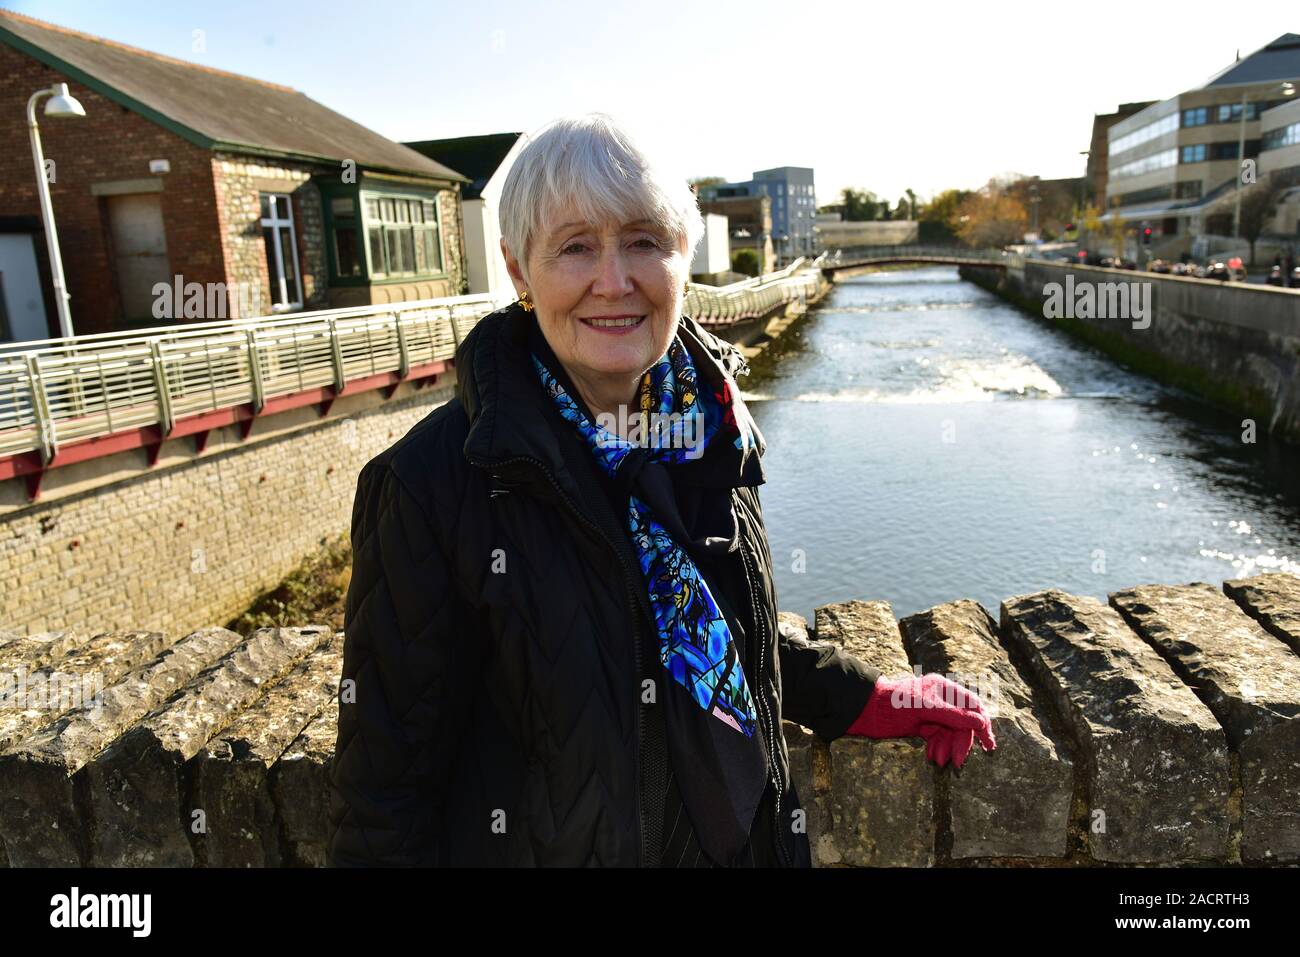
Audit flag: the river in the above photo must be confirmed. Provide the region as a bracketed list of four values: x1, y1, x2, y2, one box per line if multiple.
[741, 265, 1300, 623]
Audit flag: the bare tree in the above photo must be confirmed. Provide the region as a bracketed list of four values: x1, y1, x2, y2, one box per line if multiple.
[1238, 171, 1287, 265]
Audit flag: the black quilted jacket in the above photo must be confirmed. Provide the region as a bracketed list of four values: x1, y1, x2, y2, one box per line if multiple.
[327, 302, 880, 866]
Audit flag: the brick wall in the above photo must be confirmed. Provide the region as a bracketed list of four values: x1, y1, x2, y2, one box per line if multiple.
[0, 378, 457, 635]
[0, 43, 226, 336]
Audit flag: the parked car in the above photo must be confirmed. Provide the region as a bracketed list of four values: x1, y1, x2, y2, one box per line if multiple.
[1266, 265, 1300, 287]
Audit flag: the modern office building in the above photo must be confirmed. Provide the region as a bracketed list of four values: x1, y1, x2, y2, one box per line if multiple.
[698, 166, 816, 263]
[1102, 34, 1300, 253]
[1086, 101, 1156, 205]
[1259, 95, 1300, 237]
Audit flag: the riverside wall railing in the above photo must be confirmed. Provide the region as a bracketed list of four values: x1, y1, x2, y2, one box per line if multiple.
[0, 294, 502, 468]
[0, 263, 828, 497]
[684, 255, 825, 326]
[821, 245, 1007, 272]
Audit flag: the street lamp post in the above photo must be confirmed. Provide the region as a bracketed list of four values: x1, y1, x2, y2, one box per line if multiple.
[1078, 150, 1090, 212]
[1233, 80, 1295, 243]
[27, 82, 86, 339]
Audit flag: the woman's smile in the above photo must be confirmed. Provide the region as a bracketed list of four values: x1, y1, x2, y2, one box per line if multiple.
[578, 314, 646, 333]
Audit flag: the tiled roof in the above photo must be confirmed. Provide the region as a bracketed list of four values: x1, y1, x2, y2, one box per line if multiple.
[0, 10, 467, 182]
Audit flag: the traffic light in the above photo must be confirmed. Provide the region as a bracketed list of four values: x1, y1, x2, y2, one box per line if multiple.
[1142, 226, 1152, 245]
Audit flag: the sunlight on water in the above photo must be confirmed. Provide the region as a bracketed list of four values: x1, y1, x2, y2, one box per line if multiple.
[740, 266, 1300, 621]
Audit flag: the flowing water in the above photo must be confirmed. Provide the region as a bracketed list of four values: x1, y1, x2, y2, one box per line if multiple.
[741, 266, 1300, 623]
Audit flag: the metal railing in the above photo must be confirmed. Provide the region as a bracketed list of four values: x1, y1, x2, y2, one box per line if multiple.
[0, 292, 508, 464]
[684, 258, 824, 327]
[822, 244, 1006, 265]
[1, 263, 829, 466]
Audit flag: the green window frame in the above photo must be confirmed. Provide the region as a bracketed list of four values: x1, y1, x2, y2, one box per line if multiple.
[328, 195, 362, 279]
[363, 192, 444, 280]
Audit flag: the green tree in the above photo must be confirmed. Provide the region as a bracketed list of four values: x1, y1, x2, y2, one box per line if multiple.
[731, 247, 760, 276]
[917, 188, 970, 243]
[841, 187, 881, 221]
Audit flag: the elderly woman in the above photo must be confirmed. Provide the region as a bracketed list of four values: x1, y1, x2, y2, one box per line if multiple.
[327, 113, 995, 868]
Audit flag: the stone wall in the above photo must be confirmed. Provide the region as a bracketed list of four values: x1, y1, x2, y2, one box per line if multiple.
[780, 571, 1300, 867]
[0, 376, 458, 635]
[1, 571, 1296, 867]
[211, 155, 330, 314]
[963, 259, 1300, 444]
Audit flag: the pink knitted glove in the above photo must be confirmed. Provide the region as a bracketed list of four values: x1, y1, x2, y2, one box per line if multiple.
[845, 674, 997, 769]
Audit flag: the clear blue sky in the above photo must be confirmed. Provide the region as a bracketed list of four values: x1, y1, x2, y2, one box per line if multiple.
[5, 0, 1291, 206]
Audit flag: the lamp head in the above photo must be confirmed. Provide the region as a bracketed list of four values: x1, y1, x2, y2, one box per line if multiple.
[44, 83, 86, 119]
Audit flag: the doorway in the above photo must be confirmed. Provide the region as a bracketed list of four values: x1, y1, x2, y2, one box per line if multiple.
[106, 193, 171, 322]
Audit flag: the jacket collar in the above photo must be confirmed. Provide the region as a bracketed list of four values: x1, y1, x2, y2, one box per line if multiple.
[456, 301, 766, 488]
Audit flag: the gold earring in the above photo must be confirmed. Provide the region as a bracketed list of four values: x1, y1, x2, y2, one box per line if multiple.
[517, 289, 534, 312]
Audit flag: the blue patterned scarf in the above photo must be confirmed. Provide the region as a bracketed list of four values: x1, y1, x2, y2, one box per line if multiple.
[531, 331, 769, 865]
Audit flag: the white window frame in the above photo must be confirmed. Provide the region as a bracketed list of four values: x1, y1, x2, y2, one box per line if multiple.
[260, 193, 303, 312]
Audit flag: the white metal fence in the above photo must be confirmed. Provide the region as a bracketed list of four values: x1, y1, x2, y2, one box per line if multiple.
[1, 261, 827, 464]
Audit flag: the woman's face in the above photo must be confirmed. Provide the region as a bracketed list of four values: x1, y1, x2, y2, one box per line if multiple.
[506, 204, 687, 391]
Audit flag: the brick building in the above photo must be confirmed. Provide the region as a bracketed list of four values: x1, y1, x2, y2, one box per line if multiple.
[0, 11, 469, 341]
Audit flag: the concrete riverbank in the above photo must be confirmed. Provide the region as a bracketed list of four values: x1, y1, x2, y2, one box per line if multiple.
[1, 569, 1297, 867]
[962, 258, 1300, 444]
[713, 272, 835, 359]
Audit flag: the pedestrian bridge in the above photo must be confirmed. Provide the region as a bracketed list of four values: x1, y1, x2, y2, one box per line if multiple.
[822, 244, 1007, 278]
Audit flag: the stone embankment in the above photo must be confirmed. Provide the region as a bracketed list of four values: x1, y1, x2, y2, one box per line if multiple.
[1, 571, 1297, 867]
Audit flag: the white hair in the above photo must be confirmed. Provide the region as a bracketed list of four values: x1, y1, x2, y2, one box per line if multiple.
[498, 112, 704, 282]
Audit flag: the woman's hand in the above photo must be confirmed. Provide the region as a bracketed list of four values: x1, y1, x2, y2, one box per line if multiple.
[845, 674, 997, 769]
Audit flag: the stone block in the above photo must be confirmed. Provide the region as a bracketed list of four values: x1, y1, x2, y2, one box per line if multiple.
[1001, 590, 1230, 863]
[194, 634, 342, 867]
[901, 599, 1073, 860]
[1111, 582, 1300, 863]
[814, 600, 934, 867]
[270, 700, 338, 867]
[0, 627, 242, 866]
[85, 626, 329, 866]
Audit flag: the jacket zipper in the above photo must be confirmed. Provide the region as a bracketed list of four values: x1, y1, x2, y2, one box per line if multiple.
[471, 452, 656, 868]
[738, 530, 793, 867]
